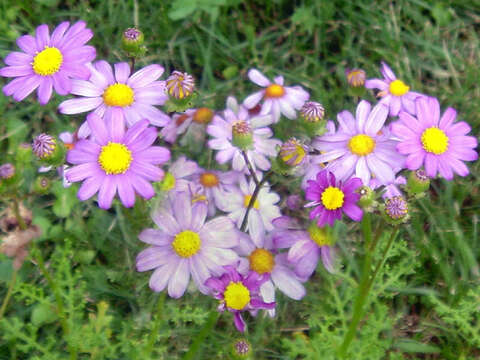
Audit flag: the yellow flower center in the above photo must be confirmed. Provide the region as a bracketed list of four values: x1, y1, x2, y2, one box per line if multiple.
[103, 83, 134, 107]
[421, 127, 449, 155]
[224, 281, 251, 310]
[249, 248, 275, 275]
[265, 84, 285, 98]
[98, 142, 132, 175]
[321, 186, 345, 210]
[160, 172, 176, 191]
[243, 195, 259, 209]
[348, 134, 376, 156]
[200, 172, 219, 188]
[171, 230, 201, 258]
[389, 79, 410, 96]
[32, 47, 63, 76]
[307, 223, 332, 247]
[193, 108, 214, 124]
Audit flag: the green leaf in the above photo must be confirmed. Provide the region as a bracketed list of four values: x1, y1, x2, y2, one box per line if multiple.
[31, 302, 58, 326]
[52, 181, 78, 218]
[394, 339, 441, 354]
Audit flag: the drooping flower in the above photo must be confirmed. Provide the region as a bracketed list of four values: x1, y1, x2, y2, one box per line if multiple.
[272, 216, 335, 279]
[165, 70, 195, 99]
[0, 21, 96, 105]
[161, 107, 214, 143]
[65, 113, 170, 209]
[391, 97, 478, 180]
[236, 232, 306, 317]
[58, 60, 169, 137]
[205, 265, 275, 332]
[243, 69, 309, 123]
[312, 101, 405, 185]
[365, 61, 424, 116]
[305, 170, 363, 227]
[207, 97, 280, 173]
[220, 175, 281, 247]
[136, 192, 239, 298]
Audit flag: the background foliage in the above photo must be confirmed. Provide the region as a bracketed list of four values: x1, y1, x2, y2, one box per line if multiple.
[0, 0, 479, 359]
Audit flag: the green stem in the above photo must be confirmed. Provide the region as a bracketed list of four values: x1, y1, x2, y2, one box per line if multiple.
[182, 310, 219, 360]
[337, 224, 400, 358]
[143, 293, 166, 357]
[0, 268, 18, 321]
[12, 197, 27, 231]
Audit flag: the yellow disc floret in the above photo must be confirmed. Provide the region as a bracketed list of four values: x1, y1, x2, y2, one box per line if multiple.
[243, 195, 259, 209]
[32, 47, 63, 76]
[193, 108, 214, 124]
[249, 248, 275, 274]
[265, 84, 285, 98]
[171, 230, 201, 258]
[421, 127, 449, 155]
[224, 281, 251, 310]
[389, 79, 410, 97]
[200, 172, 219, 188]
[348, 134, 376, 156]
[98, 142, 133, 175]
[307, 223, 332, 247]
[160, 172, 176, 191]
[103, 83, 134, 107]
[321, 186, 345, 210]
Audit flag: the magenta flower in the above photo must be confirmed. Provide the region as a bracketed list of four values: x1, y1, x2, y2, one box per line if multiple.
[65, 113, 170, 209]
[205, 265, 275, 332]
[58, 60, 169, 137]
[365, 61, 424, 116]
[391, 97, 478, 180]
[243, 69, 310, 123]
[305, 170, 363, 227]
[136, 193, 240, 298]
[0, 21, 95, 105]
[312, 101, 405, 185]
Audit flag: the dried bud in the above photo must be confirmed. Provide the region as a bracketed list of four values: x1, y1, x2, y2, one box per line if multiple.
[0, 204, 32, 232]
[300, 101, 325, 123]
[346, 68, 366, 88]
[407, 169, 430, 196]
[232, 121, 253, 150]
[231, 338, 252, 359]
[0, 163, 15, 179]
[166, 71, 195, 100]
[382, 196, 409, 225]
[121, 27, 145, 55]
[192, 107, 214, 124]
[279, 138, 307, 167]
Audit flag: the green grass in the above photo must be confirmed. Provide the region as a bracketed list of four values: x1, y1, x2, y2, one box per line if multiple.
[0, 0, 479, 359]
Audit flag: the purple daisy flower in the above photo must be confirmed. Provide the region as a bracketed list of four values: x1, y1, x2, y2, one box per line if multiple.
[207, 97, 280, 173]
[391, 96, 478, 180]
[0, 21, 95, 105]
[58, 60, 169, 137]
[205, 265, 275, 332]
[243, 69, 310, 123]
[161, 107, 214, 144]
[305, 170, 363, 227]
[136, 192, 240, 298]
[312, 101, 405, 185]
[65, 113, 170, 209]
[272, 216, 336, 279]
[235, 232, 306, 317]
[365, 61, 424, 116]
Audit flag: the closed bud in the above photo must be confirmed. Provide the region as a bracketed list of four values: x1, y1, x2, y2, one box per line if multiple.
[166, 71, 195, 100]
[121, 28, 146, 57]
[232, 121, 253, 150]
[279, 138, 307, 167]
[300, 101, 325, 123]
[346, 68, 366, 88]
[232, 338, 252, 359]
[407, 169, 430, 196]
[356, 185, 377, 211]
[381, 196, 409, 225]
[0, 163, 15, 180]
[33, 176, 51, 194]
[32, 134, 65, 167]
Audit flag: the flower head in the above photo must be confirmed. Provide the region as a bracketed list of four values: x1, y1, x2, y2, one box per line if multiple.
[121, 27, 144, 55]
[346, 68, 366, 87]
[65, 113, 170, 209]
[136, 192, 240, 298]
[305, 170, 363, 227]
[0, 21, 96, 105]
[58, 60, 169, 137]
[205, 266, 275, 332]
[166, 70, 195, 99]
[312, 101, 405, 185]
[391, 97, 478, 180]
[161, 108, 214, 144]
[243, 69, 310, 123]
[300, 101, 325, 123]
[365, 62, 424, 116]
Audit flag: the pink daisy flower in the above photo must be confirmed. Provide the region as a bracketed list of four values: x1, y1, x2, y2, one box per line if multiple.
[0, 21, 96, 105]
[305, 170, 363, 227]
[243, 69, 310, 123]
[391, 96, 478, 180]
[161, 107, 214, 144]
[365, 61, 424, 116]
[58, 60, 169, 137]
[136, 192, 240, 298]
[65, 113, 170, 209]
[312, 101, 405, 185]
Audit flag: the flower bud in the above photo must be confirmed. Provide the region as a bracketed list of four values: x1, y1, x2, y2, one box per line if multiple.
[0, 163, 15, 180]
[346, 68, 366, 88]
[121, 28, 145, 55]
[300, 101, 325, 123]
[232, 121, 253, 150]
[356, 185, 377, 211]
[166, 71, 195, 100]
[192, 107, 214, 125]
[382, 196, 409, 225]
[33, 176, 51, 194]
[407, 169, 430, 196]
[286, 194, 302, 211]
[231, 338, 252, 359]
[32, 134, 65, 167]
[279, 138, 307, 167]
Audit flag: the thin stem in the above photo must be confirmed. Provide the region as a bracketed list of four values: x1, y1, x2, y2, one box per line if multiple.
[240, 172, 271, 232]
[182, 310, 219, 360]
[241, 151, 259, 186]
[0, 268, 18, 321]
[12, 197, 27, 231]
[130, 57, 135, 74]
[143, 293, 166, 357]
[367, 227, 399, 289]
